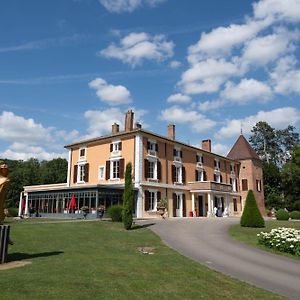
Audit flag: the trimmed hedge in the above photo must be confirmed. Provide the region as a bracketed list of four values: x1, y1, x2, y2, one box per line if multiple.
[107, 205, 123, 222]
[240, 190, 265, 228]
[7, 207, 18, 217]
[276, 209, 290, 221]
[290, 210, 300, 220]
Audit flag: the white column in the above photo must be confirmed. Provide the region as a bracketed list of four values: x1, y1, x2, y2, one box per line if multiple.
[24, 193, 29, 215]
[191, 193, 195, 216]
[18, 192, 23, 216]
[67, 149, 72, 187]
[134, 134, 143, 218]
[207, 193, 212, 217]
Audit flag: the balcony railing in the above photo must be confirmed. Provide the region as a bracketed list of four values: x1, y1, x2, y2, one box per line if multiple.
[188, 181, 233, 192]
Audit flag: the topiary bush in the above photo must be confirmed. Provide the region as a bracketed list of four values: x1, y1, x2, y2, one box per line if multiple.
[275, 209, 290, 220]
[107, 205, 123, 222]
[240, 190, 265, 228]
[290, 211, 300, 220]
[122, 162, 134, 230]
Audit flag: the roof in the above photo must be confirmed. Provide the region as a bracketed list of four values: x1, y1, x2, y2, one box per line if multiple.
[227, 134, 260, 161]
[65, 128, 239, 163]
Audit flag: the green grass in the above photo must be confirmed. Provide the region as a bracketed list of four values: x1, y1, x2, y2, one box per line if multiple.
[229, 220, 300, 260]
[0, 220, 283, 300]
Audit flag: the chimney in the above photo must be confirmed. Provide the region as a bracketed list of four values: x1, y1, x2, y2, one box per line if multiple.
[124, 110, 134, 132]
[168, 124, 175, 140]
[112, 123, 119, 134]
[135, 122, 142, 129]
[202, 139, 211, 152]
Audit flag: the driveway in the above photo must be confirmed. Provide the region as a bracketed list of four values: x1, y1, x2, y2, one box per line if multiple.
[137, 217, 300, 299]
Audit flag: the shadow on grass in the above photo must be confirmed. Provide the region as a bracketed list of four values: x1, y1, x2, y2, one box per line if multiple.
[7, 251, 64, 262]
[130, 223, 155, 230]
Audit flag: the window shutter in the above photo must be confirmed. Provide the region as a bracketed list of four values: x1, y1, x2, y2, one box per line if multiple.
[220, 174, 223, 183]
[119, 159, 125, 179]
[119, 142, 122, 150]
[203, 170, 207, 181]
[182, 166, 186, 184]
[157, 160, 161, 180]
[172, 165, 176, 183]
[182, 194, 186, 217]
[230, 178, 232, 185]
[145, 190, 150, 211]
[147, 141, 150, 150]
[202, 156, 204, 164]
[73, 165, 78, 183]
[195, 169, 198, 181]
[155, 143, 158, 152]
[110, 144, 113, 152]
[157, 191, 161, 202]
[236, 179, 239, 191]
[172, 193, 176, 217]
[84, 163, 89, 182]
[144, 159, 149, 179]
[180, 150, 183, 158]
[105, 160, 110, 180]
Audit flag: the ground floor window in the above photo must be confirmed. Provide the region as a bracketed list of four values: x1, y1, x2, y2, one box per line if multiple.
[233, 198, 238, 212]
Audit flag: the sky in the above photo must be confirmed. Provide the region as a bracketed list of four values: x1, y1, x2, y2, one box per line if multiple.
[0, 0, 300, 160]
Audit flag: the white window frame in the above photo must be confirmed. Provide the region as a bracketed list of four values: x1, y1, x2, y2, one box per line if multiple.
[232, 177, 237, 192]
[175, 165, 182, 183]
[77, 163, 85, 183]
[197, 169, 204, 182]
[147, 157, 157, 180]
[214, 172, 221, 183]
[79, 147, 87, 161]
[148, 139, 157, 151]
[196, 153, 204, 164]
[110, 159, 120, 180]
[112, 140, 120, 152]
[214, 159, 220, 170]
[148, 190, 157, 211]
[98, 166, 105, 181]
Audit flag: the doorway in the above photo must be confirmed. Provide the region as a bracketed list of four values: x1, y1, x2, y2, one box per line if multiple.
[197, 195, 204, 217]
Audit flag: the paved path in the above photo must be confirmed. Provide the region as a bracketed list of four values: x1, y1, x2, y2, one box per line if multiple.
[137, 217, 300, 299]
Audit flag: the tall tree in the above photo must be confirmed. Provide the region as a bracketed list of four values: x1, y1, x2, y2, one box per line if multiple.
[122, 162, 134, 230]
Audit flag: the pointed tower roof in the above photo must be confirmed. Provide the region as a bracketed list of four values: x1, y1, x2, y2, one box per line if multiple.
[227, 134, 260, 161]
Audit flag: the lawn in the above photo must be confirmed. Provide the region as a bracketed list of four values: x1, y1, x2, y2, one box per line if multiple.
[0, 220, 283, 300]
[229, 220, 300, 260]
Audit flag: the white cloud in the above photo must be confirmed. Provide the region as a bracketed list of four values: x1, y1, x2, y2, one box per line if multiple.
[99, 0, 165, 13]
[198, 99, 227, 112]
[221, 78, 272, 103]
[187, 18, 271, 63]
[217, 107, 300, 139]
[100, 32, 174, 67]
[167, 93, 191, 104]
[89, 77, 132, 105]
[240, 27, 299, 68]
[169, 60, 182, 69]
[0, 111, 53, 144]
[160, 106, 216, 133]
[211, 143, 230, 156]
[270, 56, 300, 94]
[179, 59, 239, 94]
[253, 0, 300, 23]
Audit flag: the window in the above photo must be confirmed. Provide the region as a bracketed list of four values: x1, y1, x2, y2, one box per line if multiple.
[196, 169, 204, 182]
[149, 191, 156, 211]
[256, 180, 262, 192]
[214, 173, 221, 183]
[173, 148, 182, 158]
[196, 154, 204, 163]
[147, 140, 158, 152]
[214, 159, 220, 169]
[79, 147, 86, 160]
[149, 161, 155, 179]
[111, 141, 122, 152]
[176, 194, 181, 210]
[145, 190, 159, 211]
[232, 178, 237, 192]
[98, 166, 105, 180]
[111, 160, 120, 179]
[77, 164, 85, 182]
[242, 179, 248, 191]
[145, 159, 161, 180]
[230, 164, 235, 173]
[175, 166, 182, 183]
[233, 198, 238, 212]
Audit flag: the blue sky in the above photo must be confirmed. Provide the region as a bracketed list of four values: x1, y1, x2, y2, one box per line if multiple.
[0, 0, 300, 160]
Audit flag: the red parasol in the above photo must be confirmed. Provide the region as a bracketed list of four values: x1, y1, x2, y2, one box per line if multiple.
[21, 198, 26, 210]
[68, 195, 77, 210]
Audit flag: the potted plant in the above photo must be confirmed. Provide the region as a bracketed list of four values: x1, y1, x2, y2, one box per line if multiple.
[157, 197, 168, 219]
[97, 205, 105, 219]
[81, 206, 89, 219]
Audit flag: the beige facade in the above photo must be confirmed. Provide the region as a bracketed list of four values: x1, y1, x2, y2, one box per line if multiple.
[21, 110, 264, 219]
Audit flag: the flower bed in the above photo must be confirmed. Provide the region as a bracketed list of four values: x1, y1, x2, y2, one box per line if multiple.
[257, 227, 300, 256]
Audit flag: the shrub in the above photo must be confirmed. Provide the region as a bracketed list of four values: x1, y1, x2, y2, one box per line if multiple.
[290, 211, 300, 220]
[123, 162, 134, 230]
[7, 207, 18, 217]
[276, 209, 290, 221]
[240, 190, 265, 228]
[293, 200, 300, 211]
[107, 205, 123, 222]
[257, 227, 300, 256]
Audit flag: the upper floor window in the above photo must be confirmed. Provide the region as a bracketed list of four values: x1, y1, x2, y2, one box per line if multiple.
[98, 166, 105, 181]
[147, 140, 158, 152]
[79, 147, 86, 160]
[214, 159, 221, 169]
[110, 141, 122, 152]
[214, 173, 222, 183]
[73, 163, 89, 183]
[230, 163, 235, 173]
[175, 166, 182, 183]
[144, 159, 161, 180]
[196, 169, 206, 182]
[172, 164, 185, 184]
[112, 160, 119, 179]
[105, 159, 125, 180]
[230, 178, 237, 192]
[242, 179, 248, 191]
[196, 154, 204, 164]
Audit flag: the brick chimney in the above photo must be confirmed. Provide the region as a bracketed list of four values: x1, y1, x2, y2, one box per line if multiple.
[112, 123, 119, 134]
[202, 139, 211, 152]
[168, 124, 175, 140]
[124, 110, 134, 132]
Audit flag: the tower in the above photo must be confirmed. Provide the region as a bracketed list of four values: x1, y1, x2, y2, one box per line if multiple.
[227, 134, 265, 216]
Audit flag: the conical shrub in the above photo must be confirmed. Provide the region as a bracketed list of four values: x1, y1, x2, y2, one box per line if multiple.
[240, 190, 265, 228]
[122, 162, 134, 230]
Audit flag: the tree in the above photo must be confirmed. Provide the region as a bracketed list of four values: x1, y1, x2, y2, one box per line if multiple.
[240, 190, 265, 228]
[40, 158, 67, 184]
[281, 145, 300, 210]
[122, 162, 134, 230]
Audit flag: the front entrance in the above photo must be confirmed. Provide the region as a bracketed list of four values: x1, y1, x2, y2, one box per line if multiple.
[197, 195, 205, 217]
[214, 196, 224, 217]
